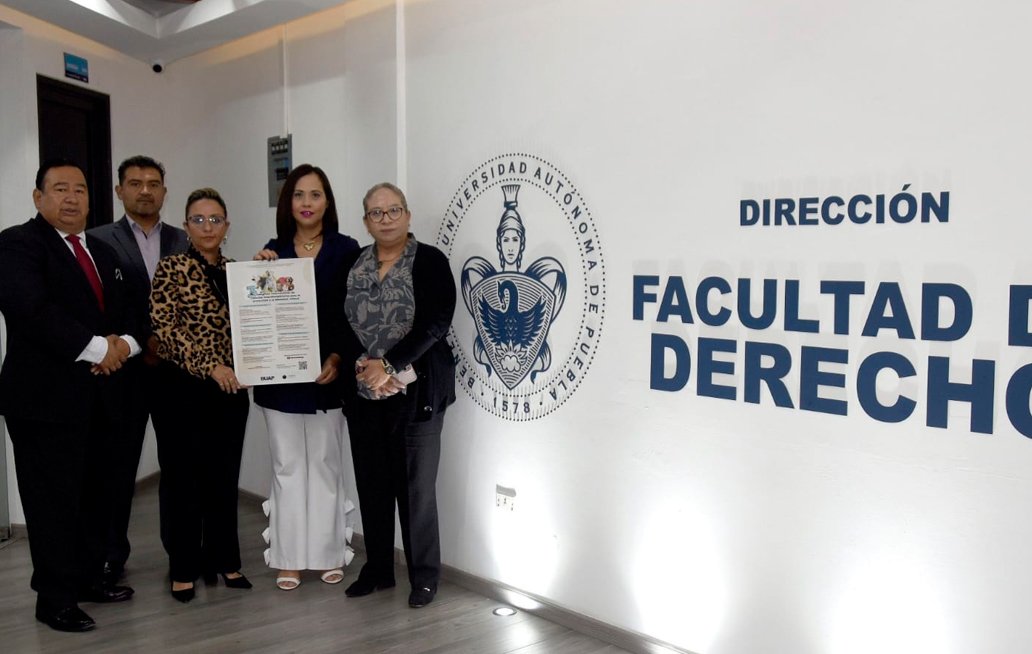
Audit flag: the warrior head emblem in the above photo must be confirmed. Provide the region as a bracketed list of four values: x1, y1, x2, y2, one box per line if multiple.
[461, 185, 567, 389]
[497, 184, 525, 272]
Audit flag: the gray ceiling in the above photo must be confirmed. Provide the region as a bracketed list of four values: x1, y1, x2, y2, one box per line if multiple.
[121, 0, 200, 18]
[0, 0, 354, 64]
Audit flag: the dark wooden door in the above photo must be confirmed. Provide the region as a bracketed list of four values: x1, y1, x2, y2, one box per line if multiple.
[36, 75, 113, 228]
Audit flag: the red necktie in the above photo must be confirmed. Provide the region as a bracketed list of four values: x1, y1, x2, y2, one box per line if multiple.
[66, 234, 105, 311]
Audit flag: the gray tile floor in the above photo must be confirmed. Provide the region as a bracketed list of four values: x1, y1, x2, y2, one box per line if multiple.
[0, 481, 629, 653]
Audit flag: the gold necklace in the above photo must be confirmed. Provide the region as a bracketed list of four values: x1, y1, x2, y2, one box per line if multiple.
[297, 233, 322, 251]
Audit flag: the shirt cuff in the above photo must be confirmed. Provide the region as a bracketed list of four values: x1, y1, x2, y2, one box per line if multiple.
[76, 335, 108, 364]
[120, 335, 142, 357]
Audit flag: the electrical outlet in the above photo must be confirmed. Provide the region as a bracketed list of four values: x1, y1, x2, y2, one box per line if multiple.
[495, 484, 516, 511]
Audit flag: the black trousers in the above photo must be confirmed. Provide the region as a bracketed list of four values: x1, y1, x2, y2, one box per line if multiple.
[103, 361, 156, 569]
[151, 363, 248, 583]
[345, 393, 444, 590]
[7, 405, 117, 608]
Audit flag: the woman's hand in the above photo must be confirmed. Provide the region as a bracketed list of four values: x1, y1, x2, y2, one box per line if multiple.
[355, 357, 391, 391]
[314, 354, 340, 385]
[253, 249, 279, 261]
[211, 364, 244, 393]
[372, 377, 406, 399]
[142, 334, 162, 366]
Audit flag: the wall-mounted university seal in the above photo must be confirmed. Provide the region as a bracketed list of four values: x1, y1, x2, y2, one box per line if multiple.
[437, 154, 606, 421]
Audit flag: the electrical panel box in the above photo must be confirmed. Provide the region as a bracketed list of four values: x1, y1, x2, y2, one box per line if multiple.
[267, 134, 292, 207]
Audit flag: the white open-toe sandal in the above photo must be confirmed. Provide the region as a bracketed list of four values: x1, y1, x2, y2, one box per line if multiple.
[276, 575, 301, 591]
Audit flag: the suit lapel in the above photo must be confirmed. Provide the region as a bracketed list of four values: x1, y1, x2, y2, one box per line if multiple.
[33, 215, 102, 314]
[88, 235, 121, 292]
[114, 217, 149, 283]
[160, 224, 188, 258]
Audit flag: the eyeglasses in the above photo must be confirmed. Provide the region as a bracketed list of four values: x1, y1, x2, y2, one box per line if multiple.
[365, 206, 406, 223]
[187, 214, 227, 226]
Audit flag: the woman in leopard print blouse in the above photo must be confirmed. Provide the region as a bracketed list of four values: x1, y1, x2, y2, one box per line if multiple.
[149, 187, 251, 603]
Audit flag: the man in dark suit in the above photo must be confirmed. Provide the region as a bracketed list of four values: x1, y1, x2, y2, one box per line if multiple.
[0, 159, 140, 632]
[88, 155, 188, 586]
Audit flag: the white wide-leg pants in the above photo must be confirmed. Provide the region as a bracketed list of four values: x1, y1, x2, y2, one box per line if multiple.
[261, 408, 354, 571]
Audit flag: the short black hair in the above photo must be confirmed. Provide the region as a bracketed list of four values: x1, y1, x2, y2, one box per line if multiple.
[35, 158, 85, 191]
[275, 164, 340, 242]
[117, 155, 165, 185]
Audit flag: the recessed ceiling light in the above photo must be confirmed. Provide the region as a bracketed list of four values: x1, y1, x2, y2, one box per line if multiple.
[492, 606, 518, 617]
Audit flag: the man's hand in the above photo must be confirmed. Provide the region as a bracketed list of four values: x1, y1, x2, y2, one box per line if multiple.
[92, 335, 129, 375]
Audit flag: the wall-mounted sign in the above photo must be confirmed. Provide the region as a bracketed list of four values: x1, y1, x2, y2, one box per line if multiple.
[267, 134, 292, 207]
[63, 52, 88, 83]
[438, 153, 606, 421]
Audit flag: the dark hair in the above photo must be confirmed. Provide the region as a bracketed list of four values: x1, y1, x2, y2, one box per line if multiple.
[275, 164, 339, 242]
[35, 158, 85, 191]
[362, 182, 408, 214]
[118, 155, 165, 185]
[184, 187, 227, 219]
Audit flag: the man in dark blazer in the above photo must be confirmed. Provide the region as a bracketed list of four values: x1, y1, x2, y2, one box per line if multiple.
[88, 155, 188, 585]
[0, 159, 140, 632]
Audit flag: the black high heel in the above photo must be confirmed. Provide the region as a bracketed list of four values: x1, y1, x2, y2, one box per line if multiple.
[220, 572, 252, 589]
[170, 582, 195, 603]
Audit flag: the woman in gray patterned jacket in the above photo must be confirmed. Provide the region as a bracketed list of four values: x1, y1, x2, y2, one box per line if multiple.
[334, 182, 456, 610]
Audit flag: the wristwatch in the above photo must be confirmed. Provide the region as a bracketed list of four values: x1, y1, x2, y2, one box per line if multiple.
[381, 358, 396, 376]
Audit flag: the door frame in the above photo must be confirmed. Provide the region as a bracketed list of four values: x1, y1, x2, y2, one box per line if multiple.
[36, 74, 113, 228]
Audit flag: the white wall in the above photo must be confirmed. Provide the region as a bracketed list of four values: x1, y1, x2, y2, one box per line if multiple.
[0, 20, 32, 530]
[3, 1, 1032, 653]
[403, 1, 1032, 653]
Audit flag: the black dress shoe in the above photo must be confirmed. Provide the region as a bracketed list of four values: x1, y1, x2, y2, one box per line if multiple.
[408, 585, 437, 608]
[35, 605, 96, 632]
[344, 576, 396, 597]
[220, 572, 252, 589]
[102, 562, 124, 586]
[170, 583, 195, 603]
[78, 584, 134, 603]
